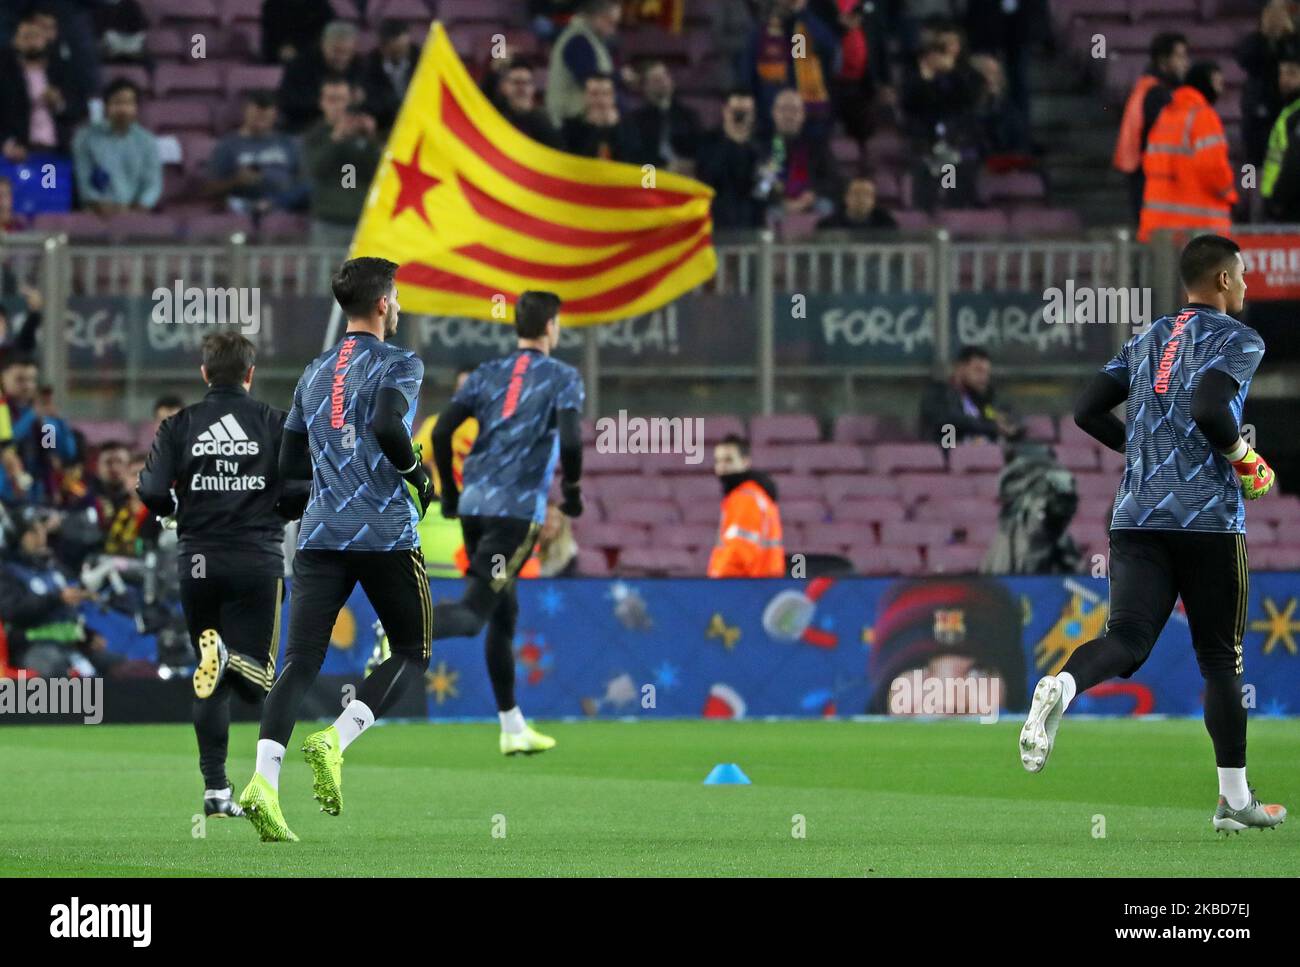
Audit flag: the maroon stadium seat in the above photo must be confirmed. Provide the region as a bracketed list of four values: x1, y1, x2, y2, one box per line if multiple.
[948, 444, 1004, 474]
[852, 545, 924, 576]
[156, 64, 224, 98]
[938, 209, 1011, 238]
[926, 543, 988, 574]
[778, 499, 828, 524]
[655, 524, 711, 550]
[32, 212, 112, 241]
[1022, 413, 1057, 442]
[575, 548, 611, 576]
[185, 213, 255, 241]
[880, 521, 954, 547]
[831, 413, 880, 444]
[604, 500, 681, 526]
[143, 99, 214, 134]
[835, 498, 906, 524]
[1010, 208, 1085, 236]
[872, 443, 945, 475]
[750, 413, 820, 446]
[616, 547, 697, 577]
[110, 212, 182, 242]
[573, 522, 650, 551]
[771, 475, 824, 501]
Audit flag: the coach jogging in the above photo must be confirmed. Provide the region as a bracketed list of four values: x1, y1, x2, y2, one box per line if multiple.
[137, 332, 305, 820]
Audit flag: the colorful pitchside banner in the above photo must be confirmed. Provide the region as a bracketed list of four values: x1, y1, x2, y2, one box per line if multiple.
[1236, 233, 1300, 301]
[86, 575, 1300, 720]
[348, 22, 716, 325]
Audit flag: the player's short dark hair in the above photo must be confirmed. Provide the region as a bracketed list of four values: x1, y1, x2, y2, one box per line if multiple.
[1179, 234, 1241, 287]
[515, 290, 561, 338]
[104, 78, 140, 103]
[245, 89, 276, 109]
[201, 332, 256, 386]
[332, 257, 398, 318]
[717, 433, 750, 458]
[1150, 32, 1187, 64]
[956, 345, 991, 364]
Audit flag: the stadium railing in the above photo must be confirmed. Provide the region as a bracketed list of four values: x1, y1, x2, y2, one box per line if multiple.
[0, 228, 1186, 419]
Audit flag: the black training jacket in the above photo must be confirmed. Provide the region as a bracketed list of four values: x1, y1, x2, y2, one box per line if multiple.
[137, 383, 301, 563]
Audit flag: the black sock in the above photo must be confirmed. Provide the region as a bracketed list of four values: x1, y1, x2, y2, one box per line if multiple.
[1060, 634, 1138, 693]
[356, 655, 425, 718]
[259, 660, 319, 747]
[1202, 671, 1247, 768]
[485, 613, 516, 712]
[194, 680, 231, 790]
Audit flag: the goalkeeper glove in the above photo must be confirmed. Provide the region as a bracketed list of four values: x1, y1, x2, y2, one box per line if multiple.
[401, 445, 435, 520]
[1231, 447, 1275, 500]
[559, 480, 583, 518]
[440, 486, 459, 519]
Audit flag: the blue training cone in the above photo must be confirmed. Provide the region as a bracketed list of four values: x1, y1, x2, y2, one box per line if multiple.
[703, 763, 752, 785]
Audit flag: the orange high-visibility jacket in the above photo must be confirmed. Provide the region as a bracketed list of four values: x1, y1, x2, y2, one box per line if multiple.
[1138, 86, 1237, 242]
[707, 479, 785, 578]
[1113, 73, 1162, 173]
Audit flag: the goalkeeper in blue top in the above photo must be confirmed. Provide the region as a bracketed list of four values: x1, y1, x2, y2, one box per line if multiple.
[1019, 234, 1286, 834]
[428, 290, 586, 756]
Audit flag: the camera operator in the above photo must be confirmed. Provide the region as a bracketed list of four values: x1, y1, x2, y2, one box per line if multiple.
[696, 89, 767, 231]
[136, 332, 305, 819]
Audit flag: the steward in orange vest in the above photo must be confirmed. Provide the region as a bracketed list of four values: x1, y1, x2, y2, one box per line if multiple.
[1138, 63, 1238, 243]
[707, 436, 784, 578]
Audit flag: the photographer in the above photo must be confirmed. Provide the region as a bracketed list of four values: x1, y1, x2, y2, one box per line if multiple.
[136, 333, 305, 820]
[696, 89, 766, 231]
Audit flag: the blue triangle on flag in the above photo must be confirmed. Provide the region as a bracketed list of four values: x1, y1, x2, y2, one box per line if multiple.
[703, 763, 751, 785]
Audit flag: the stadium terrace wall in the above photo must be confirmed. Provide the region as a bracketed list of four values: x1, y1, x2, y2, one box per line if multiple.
[27, 573, 1299, 724]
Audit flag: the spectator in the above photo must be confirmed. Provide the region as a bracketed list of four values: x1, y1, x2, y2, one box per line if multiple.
[0, 284, 43, 370]
[0, 355, 75, 505]
[969, 52, 1031, 158]
[901, 33, 982, 209]
[0, 8, 86, 161]
[537, 504, 579, 577]
[742, 0, 838, 140]
[1113, 32, 1189, 222]
[822, 0, 892, 146]
[919, 346, 1023, 446]
[528, 0, 570, 42]
[545, 0, 622, 128]
[152, 394, 184, 428]
[0, 174, 28, 231]
[92, 442, 153, 556]
[1237, 0, 1296, 171]
[491, 59, 561, 148]
[302, 77, 380, 248]
[360, 19, 415, 132]
[261, 0, 333, 67]
[71, 78, 161, 215]
[205, 90, 305, 216]
[816, 174, 897, 232]
[1138, 61, 1236, 243]
[277, 20, 363, 133]
[1261, 43, 1300, 221]
[710, 0, 756, 92]
[696, 89, 766, 231]
[29, 1, 97, 108]
[629, 59, 701, 171]
[964, 0, 1043, 119]
[757, 88, 839, 220]
[0, 511, 110, 678]
[93, 0, 148, 66]
[707, 434, 784, 578]
[561, 74, 642, 162]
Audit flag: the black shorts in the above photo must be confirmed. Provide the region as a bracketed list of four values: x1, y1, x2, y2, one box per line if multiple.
[178, 550, 284, 696]
[460, 516, 540, 595]
[285, 547, 432, 666]
[1106, 528, 1248, 677]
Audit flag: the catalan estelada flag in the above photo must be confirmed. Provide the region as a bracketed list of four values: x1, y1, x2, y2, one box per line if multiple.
[348, 22, 715, 326]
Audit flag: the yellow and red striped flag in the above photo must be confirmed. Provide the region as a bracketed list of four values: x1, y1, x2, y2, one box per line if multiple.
[348, 22, 715, 326]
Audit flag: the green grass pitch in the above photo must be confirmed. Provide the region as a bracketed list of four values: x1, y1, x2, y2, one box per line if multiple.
[1, 719, 1295, 876]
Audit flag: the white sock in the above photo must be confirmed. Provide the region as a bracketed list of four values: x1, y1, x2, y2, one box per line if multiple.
[1218, 767, 1250, 810]
[204, 786, 232, 799]
[333, 700, 375, 752]
[256, 739, 286, 791]
[499, 706, 526, 735]
[1057, 672, 1077, 712]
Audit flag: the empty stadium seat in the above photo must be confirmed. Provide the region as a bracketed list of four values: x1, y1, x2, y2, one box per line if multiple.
[750, 413, 820, 446]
